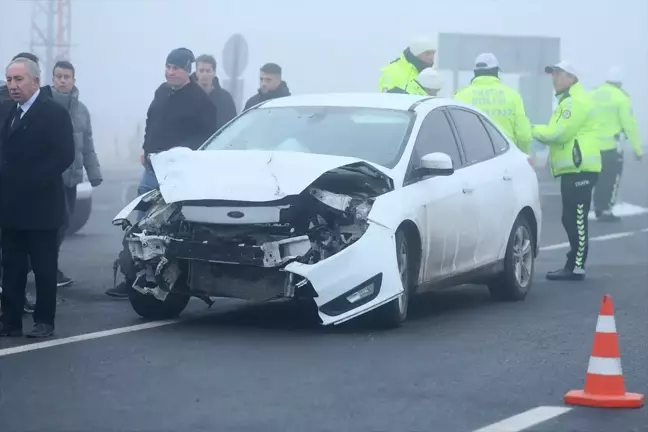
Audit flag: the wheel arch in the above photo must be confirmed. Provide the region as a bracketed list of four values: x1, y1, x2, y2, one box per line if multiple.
[397, 220, 423, 285]
[518, 206, 539, 257]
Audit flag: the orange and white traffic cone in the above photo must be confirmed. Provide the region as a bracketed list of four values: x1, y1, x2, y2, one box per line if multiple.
[564, 294, 644, 408]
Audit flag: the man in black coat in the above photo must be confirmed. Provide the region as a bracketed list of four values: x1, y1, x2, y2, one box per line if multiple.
[193, 54, 237, 130]
[0, 52, 54, 315]
[0, 57, 75, 338]
[105, 47, 217, 298]
[243, 63, 291, 111]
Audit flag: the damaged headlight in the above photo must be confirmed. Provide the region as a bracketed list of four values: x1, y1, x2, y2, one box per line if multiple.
[138, 200, 181, 233]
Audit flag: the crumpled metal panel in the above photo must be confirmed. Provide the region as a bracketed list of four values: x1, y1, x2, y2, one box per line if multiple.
[189, 261, 290, 302]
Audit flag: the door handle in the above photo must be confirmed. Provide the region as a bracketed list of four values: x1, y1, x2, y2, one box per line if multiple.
[502, 175, 512, 181]
[462, 187, 473, 194]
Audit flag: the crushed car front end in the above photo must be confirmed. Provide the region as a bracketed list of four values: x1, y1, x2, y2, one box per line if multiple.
[113, 151, 405, 325]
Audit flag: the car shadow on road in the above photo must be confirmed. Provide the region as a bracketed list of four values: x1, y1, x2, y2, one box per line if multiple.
[175, 284, 497, 335]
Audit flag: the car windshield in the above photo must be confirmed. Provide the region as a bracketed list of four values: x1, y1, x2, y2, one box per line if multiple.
[201, 106, 414, 168]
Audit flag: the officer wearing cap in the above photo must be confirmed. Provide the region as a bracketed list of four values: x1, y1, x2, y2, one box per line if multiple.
[589, 66, 643, 222]
[386, 67, 444, 96]
[379, 37, 436, 95]
[453, 53, 532, 154]
[532, 61, 602, 281]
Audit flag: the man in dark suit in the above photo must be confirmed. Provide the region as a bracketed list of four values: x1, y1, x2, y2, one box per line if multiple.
[0, 57, 74, 338]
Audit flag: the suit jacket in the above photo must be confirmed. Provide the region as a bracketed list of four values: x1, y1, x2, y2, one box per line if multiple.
[0, 90, 75, 230]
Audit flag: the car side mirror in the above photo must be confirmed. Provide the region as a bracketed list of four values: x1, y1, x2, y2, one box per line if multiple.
[416, 152, 454, 178]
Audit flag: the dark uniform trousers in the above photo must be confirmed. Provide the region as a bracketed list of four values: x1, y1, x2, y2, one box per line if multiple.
[1, 229, 59, 327]
[593, 148, 623, 216]
[560, 172, 598, 271]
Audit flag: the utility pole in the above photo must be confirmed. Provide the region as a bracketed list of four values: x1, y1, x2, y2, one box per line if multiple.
[29, 0, 72, 85]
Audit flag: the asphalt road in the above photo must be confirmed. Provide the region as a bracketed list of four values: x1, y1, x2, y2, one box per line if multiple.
[0, 164, 646, 432]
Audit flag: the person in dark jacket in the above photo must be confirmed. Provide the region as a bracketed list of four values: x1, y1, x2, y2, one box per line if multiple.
[243, 63, 291, 111]
[193, 54, 237, 130]
[105, 47, 217, 298]
[0, 57, 75, 338]
[0, 52, 53, 316]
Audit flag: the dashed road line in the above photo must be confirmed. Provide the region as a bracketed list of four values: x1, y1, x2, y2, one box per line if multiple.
[0, 319, 181, 358]
[540, 228, 648, 252]
[1, 228, 646, 358]
[472, 406, 572, 432]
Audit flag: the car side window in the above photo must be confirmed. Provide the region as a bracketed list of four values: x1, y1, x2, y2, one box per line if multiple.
[480, 116, 509, 154]
[411, 109, 462, 169]
[448, 108, 496, 164]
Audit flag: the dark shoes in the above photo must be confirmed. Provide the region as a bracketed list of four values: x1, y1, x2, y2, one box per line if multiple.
[0, 322, 54, 338]
[26, 323, 54, 338]
[0, 322, 23, 337]
[546, 267, 586, 281]
[105, 281, 131, 298]
[57, 270, 73, 288]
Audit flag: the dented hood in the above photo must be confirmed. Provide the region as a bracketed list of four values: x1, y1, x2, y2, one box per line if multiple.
[150, 147, 392, 203]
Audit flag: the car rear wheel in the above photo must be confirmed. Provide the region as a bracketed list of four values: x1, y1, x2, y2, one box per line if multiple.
[129, 289, 190, 320]
[66, 197, 92, 236]
[488, 215, 535, 301]
[375, 229, 411, 328]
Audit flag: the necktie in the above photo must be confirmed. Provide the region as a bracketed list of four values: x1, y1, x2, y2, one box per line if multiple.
[10, 106, 23, 130]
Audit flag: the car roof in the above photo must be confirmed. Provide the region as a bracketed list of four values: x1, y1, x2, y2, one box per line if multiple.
[259, 92, 456, 111]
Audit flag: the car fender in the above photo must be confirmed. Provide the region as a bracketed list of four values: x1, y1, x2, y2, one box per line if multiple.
[285, 221, 403, 326]
[112, 190, 158, 225]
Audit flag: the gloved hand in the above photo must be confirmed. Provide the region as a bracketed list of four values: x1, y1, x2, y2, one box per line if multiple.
[635, 153, 643, 162]
[90, 178, 103, 187]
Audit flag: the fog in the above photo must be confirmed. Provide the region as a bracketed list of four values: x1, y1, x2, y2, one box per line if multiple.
[2, 0, 647, 167]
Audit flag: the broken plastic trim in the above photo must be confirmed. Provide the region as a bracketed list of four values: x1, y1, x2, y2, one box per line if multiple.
[319, 273, 383, 317]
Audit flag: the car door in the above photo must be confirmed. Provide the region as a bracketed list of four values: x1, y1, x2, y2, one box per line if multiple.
[446, 107, 505, 267]
[402, 108, 472, 283]
[479, 115, 519, 253]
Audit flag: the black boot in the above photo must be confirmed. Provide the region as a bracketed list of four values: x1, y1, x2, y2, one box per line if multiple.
[546, 267, 586, 281]
[105, 281, 131, 298]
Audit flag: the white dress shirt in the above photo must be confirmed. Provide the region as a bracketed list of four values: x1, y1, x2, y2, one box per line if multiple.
[11, 88, 40, 126]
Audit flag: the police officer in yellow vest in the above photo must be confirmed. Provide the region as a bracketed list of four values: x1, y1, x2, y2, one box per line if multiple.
[532, 61, 602, 281]
[379, 37, 436, 95]
[589, 66, 643, 222]
[454, 53, 532, 154]
[386, 67, 444, 96]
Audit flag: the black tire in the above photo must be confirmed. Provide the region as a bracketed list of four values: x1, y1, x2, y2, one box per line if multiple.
[129, 289, 190, 320]
[488, 215, 535, 301]
[374, 229, 412, 328]
[66, 197, 92, 236]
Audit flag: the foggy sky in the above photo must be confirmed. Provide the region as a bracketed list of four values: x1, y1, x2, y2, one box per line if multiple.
[1, 0, 647, 162]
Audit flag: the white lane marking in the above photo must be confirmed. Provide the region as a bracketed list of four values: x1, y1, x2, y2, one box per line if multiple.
[0, 319, 180, 358]
[1, 228, 646, 358]
[473, 406, 572, 432]
[588, 202, 648, 220]
[540, 228, 648, 252]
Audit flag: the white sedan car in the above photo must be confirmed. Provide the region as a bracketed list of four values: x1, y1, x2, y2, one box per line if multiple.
[112, 93, 542, 328]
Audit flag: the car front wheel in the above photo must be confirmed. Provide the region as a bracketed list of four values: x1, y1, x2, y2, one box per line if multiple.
[375, 229, 411, 328]
[488, 215, 535, 301]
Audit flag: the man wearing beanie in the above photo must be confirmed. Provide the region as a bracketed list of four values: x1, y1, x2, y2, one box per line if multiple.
[379, 37, 436, 94]
[105, 47, 217, 298]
